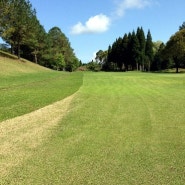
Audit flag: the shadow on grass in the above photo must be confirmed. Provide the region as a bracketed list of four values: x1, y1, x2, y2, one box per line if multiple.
[151, 68, 185, 74]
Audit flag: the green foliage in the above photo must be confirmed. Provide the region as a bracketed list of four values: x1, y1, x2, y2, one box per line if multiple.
[41, 26, 79, 71]
[179, 21, 185, 30]
[153, 41, 163, 54]
[136, 27, 146, 69]
[95, 50, 107, 65]
[130, 31, 140, 70]
[0, 0, 36, 58]
[106, 27, 154, 72]
[0, 1, 79, 71]
[65, 56, 80, 72]
[145, 30, 154, 71]
[52, 53, 65, 71]
[151, 43, 165, 71]
[164, 29, 185, 73]
[102, 24, 185, 72]
[22, 18, 47, 64]
[87, 61, 101, 71]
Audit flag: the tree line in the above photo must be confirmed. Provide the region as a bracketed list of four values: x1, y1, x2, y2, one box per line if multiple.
[0, 0, 80, 71]
[95, 25, 185, 73]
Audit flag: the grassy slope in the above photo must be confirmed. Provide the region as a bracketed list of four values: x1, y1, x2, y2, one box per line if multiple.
[0, 55, 83, 121]
[3, 72, 185, 185]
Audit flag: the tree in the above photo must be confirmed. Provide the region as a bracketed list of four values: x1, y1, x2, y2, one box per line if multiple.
[45, 27, 78, 71]
[53, 53, 65, 71]
[130, 31, 140, 70]
[151, 43, 165, 71]
[95, 50, 104, 63]
[65, 56, 80, 72]
[145, 30, 154, 71]
[0, 1, 79, 71]
[136, 27, 146, 70]
[0, 0, 11, 38]
[179, 22, 185, 30]
[115, 37, 124, 71]
[102, 27, 156, 72]
[0, 0, 36, 58]
[29, 19, 47, 64]
[109, 41, 118, 70]
[87, 60, 101, 71]
[164, 29, 185, 73]
[95, 50, 107, 70]
[105, 45, 115, 71]
[21, 17, 47, 63]
[121, 34, 129, 71]
[153, 41, 163, 55]
[96, 50, 107, 61]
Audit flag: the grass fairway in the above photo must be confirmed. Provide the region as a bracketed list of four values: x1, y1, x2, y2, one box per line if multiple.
[1, 72, 185, 184]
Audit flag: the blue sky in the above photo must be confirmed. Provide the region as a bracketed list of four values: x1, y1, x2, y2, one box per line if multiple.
[8, 0, 185, 62]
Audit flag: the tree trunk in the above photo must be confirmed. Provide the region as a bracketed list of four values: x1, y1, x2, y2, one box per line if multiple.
[17, 41, 20, 59]
[34, 49, 38, 64]
[175, 61, 179, 73]
[11, 45, 14, 54]
[148, 60, 151, 72]
[34, 54, 37, 64]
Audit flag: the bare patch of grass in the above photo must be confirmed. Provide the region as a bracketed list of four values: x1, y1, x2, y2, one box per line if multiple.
[0, 94, 75, 178]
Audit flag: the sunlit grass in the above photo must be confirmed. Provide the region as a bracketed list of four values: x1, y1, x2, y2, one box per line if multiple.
[0, 57, 83, 121]
[2, 72, 185, 185]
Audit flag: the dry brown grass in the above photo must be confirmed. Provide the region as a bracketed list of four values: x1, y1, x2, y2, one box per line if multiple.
[0, 56, 49, 76]
[0, 94, 75, 178]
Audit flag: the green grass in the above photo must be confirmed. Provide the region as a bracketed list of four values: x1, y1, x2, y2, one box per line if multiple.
[0, 56, 83, 121]
[2, 72, 185, 185]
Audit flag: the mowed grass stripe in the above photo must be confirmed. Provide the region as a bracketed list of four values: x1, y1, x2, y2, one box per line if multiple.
[0, 72, 64, 89]
[0, 72, 83, 122]
[1, 72, 185, 185]
[0, 56, 83, 121]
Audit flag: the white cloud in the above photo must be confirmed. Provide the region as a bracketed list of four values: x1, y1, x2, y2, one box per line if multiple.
[70, 0, 153, 35]
[71, 14, 111, 35]
[115, 0, 152, 17]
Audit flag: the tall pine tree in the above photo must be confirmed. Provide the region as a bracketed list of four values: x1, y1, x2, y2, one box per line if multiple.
[136, 27, 146, 71]
[0, 0, 36, 58]
[122, 34, 129, 71]
[145, 30, 154, 71]
[130, 31, 140, 70]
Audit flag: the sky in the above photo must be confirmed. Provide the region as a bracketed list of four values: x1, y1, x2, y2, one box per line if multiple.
[5, 0, 185, 63]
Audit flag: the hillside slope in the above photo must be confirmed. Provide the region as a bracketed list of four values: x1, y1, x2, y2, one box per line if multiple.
[0, 52, 50, 76]
[0, 54, 83, 121]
